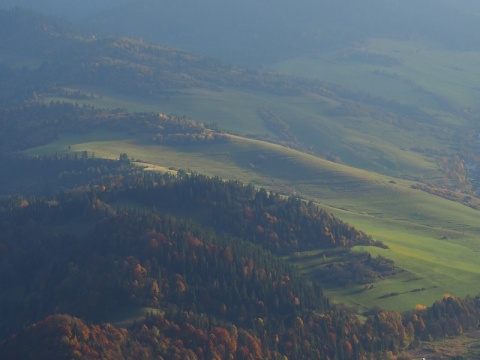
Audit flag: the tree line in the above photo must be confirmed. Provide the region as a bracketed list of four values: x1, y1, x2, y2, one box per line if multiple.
[0, 102, 227, 153]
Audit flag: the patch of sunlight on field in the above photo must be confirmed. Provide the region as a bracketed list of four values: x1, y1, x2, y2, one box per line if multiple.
[320, 209, 480, 312]
[46, 77, 451, 185]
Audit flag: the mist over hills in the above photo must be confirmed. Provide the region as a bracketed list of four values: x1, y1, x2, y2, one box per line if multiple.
[0, 0, 132, 21]
[2, 0, 480, 66]
[0, 8, 319, 106]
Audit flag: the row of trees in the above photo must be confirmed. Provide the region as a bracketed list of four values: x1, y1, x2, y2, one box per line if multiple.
[0, 102, 227, 153]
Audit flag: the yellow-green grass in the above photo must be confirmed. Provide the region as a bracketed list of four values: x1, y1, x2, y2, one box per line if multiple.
[318, 201, 480, 312]
[368, 39, 480, 110]
[26, 131, 480, 312]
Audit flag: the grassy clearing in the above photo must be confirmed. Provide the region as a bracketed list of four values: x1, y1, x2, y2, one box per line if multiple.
[27, 132, 480, 312]
[321, 207, 480, 312]
[402, 330, 480, 359]
[106, 307, 163, 328]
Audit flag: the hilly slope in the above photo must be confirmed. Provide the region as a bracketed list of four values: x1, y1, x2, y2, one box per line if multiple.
[4, 0, 480, 63]
[1, 158, 480, 359]
[2, 9, 480, 313]
[2, 8, 474, 185]
[24, 127, 480, 312]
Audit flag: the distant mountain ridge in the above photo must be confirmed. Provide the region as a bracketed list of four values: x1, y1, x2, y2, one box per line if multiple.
[0, 0, 132, 21]
[2, 0, 479, 67]
[89, 0, 480, 67]
[0, 8, 314, 101]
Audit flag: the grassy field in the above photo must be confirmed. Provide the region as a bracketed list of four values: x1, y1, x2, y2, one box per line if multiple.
[27, 131, 480, 313]
[44, 87, 272, 135]
[44, 65, 456, 184]
[271, 38, 474, 176]
[273, 38, 480, 113]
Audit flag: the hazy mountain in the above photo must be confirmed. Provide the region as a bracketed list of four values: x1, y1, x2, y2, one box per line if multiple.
[2, 0, 480, 67]
[95, 0, 480, 66]
[0, 0, 133, 20]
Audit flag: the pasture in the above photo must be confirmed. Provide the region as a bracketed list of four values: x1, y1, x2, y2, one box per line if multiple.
[273, 38, 480, 113]
[48, 39, 469, 181]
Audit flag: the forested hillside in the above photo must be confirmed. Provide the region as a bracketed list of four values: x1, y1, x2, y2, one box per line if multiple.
[1, 158, 480, 359]
[0, 8, 307, 98]
[0, 102, 228, 153]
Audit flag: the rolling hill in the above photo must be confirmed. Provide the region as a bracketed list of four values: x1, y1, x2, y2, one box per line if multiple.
[1, 158, 480, 359]
[1, 6, 480, 354]
[2, 8, 474, 181]
[87, 0, 480, 68]
[22, 126, 480, 312]
[1, 8, 480, 313]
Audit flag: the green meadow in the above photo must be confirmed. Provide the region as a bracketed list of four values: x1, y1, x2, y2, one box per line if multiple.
[43, 38, 476, 188]
[46, 80, 449, 184]
[273, 38, 480, 115]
